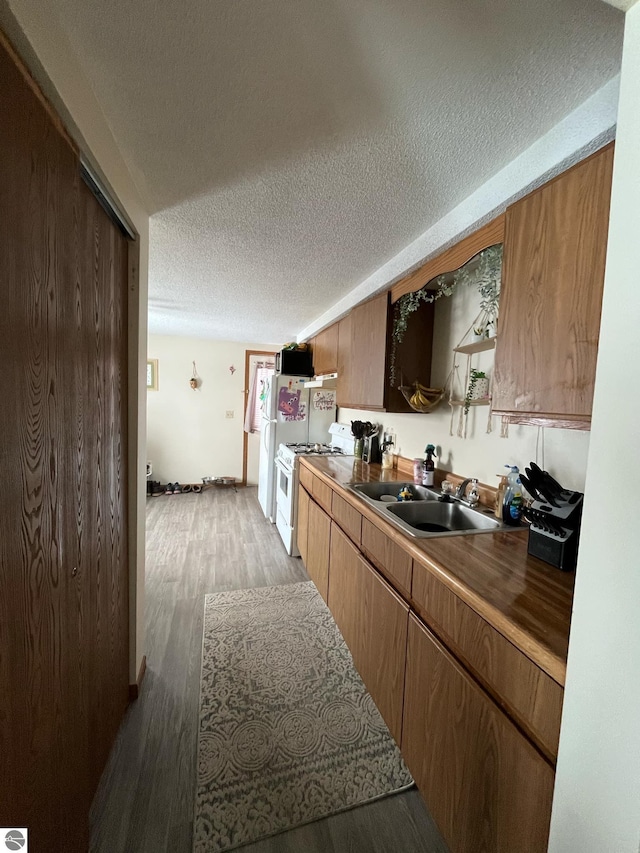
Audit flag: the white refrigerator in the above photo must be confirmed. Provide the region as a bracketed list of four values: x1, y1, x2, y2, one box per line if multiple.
[257, 373, 336, 522]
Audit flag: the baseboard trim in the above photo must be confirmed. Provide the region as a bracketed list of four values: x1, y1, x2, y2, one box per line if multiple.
[129, 655, 147, 701]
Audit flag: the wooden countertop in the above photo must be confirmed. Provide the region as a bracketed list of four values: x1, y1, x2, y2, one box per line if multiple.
[301, 456, 575, 686]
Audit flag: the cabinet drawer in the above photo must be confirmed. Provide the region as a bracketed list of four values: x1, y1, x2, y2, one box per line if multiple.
[299, 463, 314, 493]
[331, 492, 361, 545]
[361, 518, 412, 598]
[403, 614, 554, 853]
[311, 476, 333, 514]
[412, 561, 563, 762]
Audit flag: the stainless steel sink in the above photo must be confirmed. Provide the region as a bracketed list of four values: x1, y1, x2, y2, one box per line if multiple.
[349, 481, 439, 503]
[348, 480, 517, 538]
[385, 500, 501, 537]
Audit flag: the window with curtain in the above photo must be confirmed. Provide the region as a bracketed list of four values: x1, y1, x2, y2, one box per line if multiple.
[244, 359, 275, 433]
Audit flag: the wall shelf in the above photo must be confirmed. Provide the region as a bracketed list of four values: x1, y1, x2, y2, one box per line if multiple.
[453, 337, 497, 356]
[449, 398, 492, 408]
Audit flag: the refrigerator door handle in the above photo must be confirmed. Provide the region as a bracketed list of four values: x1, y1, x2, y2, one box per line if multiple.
[263, 418, 277, 452]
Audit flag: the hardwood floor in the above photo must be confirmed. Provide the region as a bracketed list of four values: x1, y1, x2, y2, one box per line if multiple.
[90, 487, 448, 853]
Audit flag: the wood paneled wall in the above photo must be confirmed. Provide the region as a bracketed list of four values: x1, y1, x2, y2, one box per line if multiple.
[0, 33, 129, 851]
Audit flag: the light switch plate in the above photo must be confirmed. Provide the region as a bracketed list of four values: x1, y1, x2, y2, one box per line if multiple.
[225, 410, 234, 419]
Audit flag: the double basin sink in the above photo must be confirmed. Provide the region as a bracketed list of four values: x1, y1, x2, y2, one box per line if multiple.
[348, 481, 512, 539]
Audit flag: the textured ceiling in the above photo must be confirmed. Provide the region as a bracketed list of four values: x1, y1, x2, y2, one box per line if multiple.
[35, 0, 623, 343]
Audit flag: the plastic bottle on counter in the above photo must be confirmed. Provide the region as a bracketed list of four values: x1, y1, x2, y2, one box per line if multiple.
[495, 474, 508, 519]
[413, 458, 424, 484]
[381, 430, 395, 470]
[502, 465, 523, 525]
[422, 444, 437, 488]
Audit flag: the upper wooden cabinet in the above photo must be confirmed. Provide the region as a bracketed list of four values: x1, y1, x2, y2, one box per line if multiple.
[311, 322, 339, 375]
[493, 144, 614, 428]
[336, 313, 354, 408]
[338, 291, 435, 412]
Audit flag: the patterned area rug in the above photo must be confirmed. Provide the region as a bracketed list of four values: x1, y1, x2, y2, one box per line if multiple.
[194, 581, 412, 852]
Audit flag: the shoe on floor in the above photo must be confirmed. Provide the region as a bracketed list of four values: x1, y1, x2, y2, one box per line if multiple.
[165, 483, 174, 495]
[182, 484, 192, 493]
[173, 482, 181, 494]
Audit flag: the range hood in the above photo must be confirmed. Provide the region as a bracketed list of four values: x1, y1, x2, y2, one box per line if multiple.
[304, 372, 338, 388]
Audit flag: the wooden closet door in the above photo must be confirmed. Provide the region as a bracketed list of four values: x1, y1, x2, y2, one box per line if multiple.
[78, 179, 130, 790]
[0, 34, 86, 849]
[0, 32, 129, 850]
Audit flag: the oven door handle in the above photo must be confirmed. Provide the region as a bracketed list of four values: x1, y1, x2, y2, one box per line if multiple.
[275, 457, 292, 477]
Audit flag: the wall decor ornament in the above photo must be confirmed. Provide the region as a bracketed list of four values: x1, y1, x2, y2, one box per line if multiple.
[229, 365, 236, 375]
[190, 360, 201, 390]
[147, 359, 158, 390]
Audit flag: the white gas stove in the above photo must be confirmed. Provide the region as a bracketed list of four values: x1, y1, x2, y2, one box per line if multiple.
[276, 442, 345, 470]
[274, 423, 354, 556]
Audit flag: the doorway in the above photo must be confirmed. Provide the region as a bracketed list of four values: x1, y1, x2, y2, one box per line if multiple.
[242, 350, 276, 485]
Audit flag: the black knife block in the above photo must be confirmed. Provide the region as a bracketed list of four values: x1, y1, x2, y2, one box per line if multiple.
[526, 492, 583, 572]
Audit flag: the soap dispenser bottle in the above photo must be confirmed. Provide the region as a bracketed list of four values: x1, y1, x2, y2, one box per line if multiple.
[495, 474, 508, 519]
[502, 465, 523, 525]
[422, 444, 437, 487]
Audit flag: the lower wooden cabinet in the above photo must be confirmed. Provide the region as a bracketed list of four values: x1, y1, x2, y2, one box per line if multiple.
[331, 490, 362, 545]
[307, 499, 331, 602]
[297, 485, 310, 565]
[402, 614, 555, 853]
[299, 467, 559, 853]
[361, 517, 412, 599]
[328, 523, 409, 745]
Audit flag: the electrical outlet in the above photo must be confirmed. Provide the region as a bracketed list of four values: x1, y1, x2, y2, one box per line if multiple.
[225, 410, 234, 419]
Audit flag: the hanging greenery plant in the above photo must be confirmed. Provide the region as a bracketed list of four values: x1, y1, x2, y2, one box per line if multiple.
[389, 243, 503, 386]
[464, 368, 487, 414]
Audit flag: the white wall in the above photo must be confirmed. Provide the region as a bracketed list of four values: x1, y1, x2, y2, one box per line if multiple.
[147, 335, 276, 484]
[549, 3, 640, 851]
[0, 0, 149, 684]
[341, 282, 591, 491]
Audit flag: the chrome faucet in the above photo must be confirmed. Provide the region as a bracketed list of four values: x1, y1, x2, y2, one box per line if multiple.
[455, 478, 472, 500]
[456, 478, 480, 507]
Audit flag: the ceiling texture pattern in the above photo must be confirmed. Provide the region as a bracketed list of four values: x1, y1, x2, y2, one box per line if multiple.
[34, 0, 623, 343]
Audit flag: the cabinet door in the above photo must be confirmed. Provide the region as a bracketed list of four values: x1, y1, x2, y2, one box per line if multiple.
[307, 500, 331, 602]
[349, 292, 388, 410]
[313, 322, 339, 375]
[331, 491, 362, 546]
[297, 485, 310, 566]
[402, 615, 555, 853]
[328, 524, 409, 744]
[493, 144, 614, 426]
[336, 291, 435, 412]
[361, 518, 412, 599]
[336, 313, 353, 408]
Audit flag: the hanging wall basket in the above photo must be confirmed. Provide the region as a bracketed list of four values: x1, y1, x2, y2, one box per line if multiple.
[399, 380, 446, 413]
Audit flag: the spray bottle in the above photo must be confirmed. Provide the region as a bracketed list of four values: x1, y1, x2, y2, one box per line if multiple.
[422, 444, 437, 488]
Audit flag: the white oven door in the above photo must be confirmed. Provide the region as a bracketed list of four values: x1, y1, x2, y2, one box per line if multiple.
[275, 457, 295, 525]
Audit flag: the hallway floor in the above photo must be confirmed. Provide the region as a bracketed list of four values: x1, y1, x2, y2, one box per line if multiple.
[90, 487, 448, 852]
